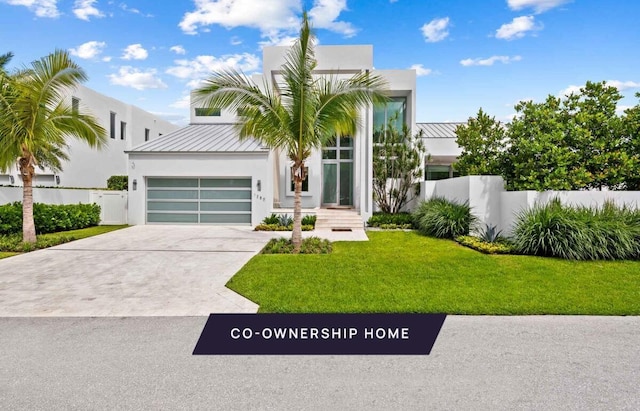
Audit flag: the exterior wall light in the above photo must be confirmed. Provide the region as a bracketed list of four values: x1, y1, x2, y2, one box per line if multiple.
[9, 175, 14, 184]
[55, 175, 60, 185]
[256, 179, 261, 192]
[132, 179, 137, 191]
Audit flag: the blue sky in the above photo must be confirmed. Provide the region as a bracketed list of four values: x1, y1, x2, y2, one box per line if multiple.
[1, 0, 639, 125]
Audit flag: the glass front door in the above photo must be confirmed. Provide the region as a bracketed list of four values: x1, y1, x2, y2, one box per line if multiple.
[322, 136, 353, 206]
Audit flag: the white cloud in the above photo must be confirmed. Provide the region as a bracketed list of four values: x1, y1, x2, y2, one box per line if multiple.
[230, 36, 243, 45]
[460, 55, 522, 66]
[120, 2, 153, 17]
[69, 40, 107, 59]
[3, 0, 60, 18]
[258, 33, 298, 48]
[170, 94, 191, 109]
[72, 0, 103, 21]
[309, 0, 357, 37]
[421, 17, 450, 43]
[507, 0, 570, 14]
[121, 44, 148, 60]
[179, 0, 300, 35]
[166, 53, 261, 88]
[102, 56, 112, 62]
[170, 45, 187, 55]
[108, 66, 167, 90]
[409, 64, 432, 77]
[559, 85, 581, 96]
[496, 16, 542, 40]
[605, 80, 640, 91]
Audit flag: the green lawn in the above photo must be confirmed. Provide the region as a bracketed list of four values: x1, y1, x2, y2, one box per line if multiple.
[0, 225, 128, 256]
[227, 231, 640, 315]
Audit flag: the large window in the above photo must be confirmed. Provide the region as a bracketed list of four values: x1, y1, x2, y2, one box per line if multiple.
[425, 164, 459, 181]
[373, 97, 406, 142]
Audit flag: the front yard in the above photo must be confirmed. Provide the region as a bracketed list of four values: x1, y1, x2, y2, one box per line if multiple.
[227, 231, 640, 314]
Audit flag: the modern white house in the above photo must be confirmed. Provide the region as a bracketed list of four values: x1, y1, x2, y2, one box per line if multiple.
[0, 85, 178, 188]
[126, 44, 463, 227]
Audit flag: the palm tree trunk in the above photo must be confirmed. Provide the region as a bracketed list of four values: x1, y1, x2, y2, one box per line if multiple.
[21, 168, 37, 244]
[292, 177, 303, 253]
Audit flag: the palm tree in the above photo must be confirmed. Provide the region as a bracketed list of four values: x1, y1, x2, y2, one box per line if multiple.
[195, 13, 387, 252]
[0, 50, 107, 243]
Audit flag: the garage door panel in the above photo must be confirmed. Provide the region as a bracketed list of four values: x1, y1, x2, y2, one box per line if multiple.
[147, 201, 199, 211]
[200, 190, 251, 200]
[147, 189, 199, 199]
[147, 213, 199, 223]
[201, 178, 251, 188]
[200, 202, 251, 212]
[146, 177, 252, 225]
[147, 178, 198, 188]
[200, 214, 252, 224]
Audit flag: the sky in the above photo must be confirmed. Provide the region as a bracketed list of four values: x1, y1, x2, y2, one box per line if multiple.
[1, 0, 639, 126]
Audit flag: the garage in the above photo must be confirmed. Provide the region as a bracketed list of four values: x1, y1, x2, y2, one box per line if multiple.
[146, 177, 252, 224]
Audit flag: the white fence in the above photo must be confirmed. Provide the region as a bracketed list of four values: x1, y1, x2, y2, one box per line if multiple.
[0, 187, 128, 225]
[420, 176, 640, 236]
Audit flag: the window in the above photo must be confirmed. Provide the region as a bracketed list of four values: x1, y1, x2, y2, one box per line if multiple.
[144, 128, 150, 142]
[110, 112, 116, 139]
[373, 97, 406, 143]
[289, 166, 309, 193]
[71, 97, 79, 114]
[120, 121, 126, 140]
[425, 164, 459, 181]
[195, 107, 221, 116]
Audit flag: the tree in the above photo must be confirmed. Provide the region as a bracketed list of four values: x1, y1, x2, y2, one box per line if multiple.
[194, 13, 387, 252]
[372, 121, 425, 213]
[0, 50, 107, 243]
[453, 108, 506, 176]
[622, 92, 640, 190]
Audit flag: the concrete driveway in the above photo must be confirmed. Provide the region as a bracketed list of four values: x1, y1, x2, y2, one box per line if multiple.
[0, 225, 273, 316]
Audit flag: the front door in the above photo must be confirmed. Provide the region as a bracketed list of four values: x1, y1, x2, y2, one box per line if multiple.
[321, 136, 353, 206]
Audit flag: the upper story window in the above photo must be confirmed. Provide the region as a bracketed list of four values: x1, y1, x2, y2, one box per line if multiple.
[120, 121, 127, 140]
[373, 97, 406, 143]
[144, 128, 150, 142]
[110, 112, 116, 139]
[71, 97, 79, 114]
[195, 107, 221, 117]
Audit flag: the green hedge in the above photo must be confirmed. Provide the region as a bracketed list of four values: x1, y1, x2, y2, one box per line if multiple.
[367, 212, 414, 228]
[107, 175, 128, 190]
[0, 202, 101, 235]
[412, 197, 478, 239]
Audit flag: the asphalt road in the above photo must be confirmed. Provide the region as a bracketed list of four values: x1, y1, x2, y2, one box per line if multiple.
[1, 316, 639, 410]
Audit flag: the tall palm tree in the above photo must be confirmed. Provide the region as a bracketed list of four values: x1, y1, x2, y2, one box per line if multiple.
[195, 13, 387, 252]
[0, 50, 107, 243]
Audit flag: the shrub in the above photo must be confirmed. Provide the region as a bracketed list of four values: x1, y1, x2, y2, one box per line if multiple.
[0, 233, 76, 252]
[378, 223, 413, 230]
[412, 197, 478, 239]
[261, 237, 332, 254]
[0, 202, 101, 235]
[301, 215, 317, 227]
[107, 175, 128, 190]
[480, 224, 503, 243]
[512, 198, 640, 260]
[262, 213, 280, 225]
[456, 235, 515, 255]
[367, 212, 414, 228]
[278, 214, 293, 227]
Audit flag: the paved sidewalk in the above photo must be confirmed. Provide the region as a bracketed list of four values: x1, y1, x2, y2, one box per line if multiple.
[0, 225, 274, 316]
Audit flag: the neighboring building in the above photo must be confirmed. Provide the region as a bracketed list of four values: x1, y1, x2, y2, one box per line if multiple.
[0, 85, 178, 188]
[127, 45, 462, 226]
[417, 122, 464, 180]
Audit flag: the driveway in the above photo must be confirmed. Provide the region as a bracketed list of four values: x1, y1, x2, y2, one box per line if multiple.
[0, 225, 273, 316]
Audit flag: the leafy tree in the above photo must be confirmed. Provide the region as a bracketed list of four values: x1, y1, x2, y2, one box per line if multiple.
[622, 92, 640, 190]
[505, 96, 590, 190]
[372, 121, 426, 213]
[194, 13, 387, 252]
[453, 108, 506, 176]
[0, 50, 107, 243]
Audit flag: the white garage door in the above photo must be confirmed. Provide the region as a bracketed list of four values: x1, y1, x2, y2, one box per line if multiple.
[146, 177, 252, 224]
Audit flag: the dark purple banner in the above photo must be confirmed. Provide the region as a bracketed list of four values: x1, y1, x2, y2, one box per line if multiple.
[193, 313, 446, 355]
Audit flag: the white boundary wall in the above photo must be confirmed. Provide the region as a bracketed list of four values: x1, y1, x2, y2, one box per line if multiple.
[419, 176, 640, 236]
[0, 187, 127, 225]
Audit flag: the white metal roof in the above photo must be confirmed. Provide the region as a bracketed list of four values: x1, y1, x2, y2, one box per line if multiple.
[127, 123, 268, 153]
[416, 122, 464, 138]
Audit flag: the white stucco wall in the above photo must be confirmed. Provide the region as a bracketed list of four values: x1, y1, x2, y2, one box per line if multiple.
[127, 152, 272, 226]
